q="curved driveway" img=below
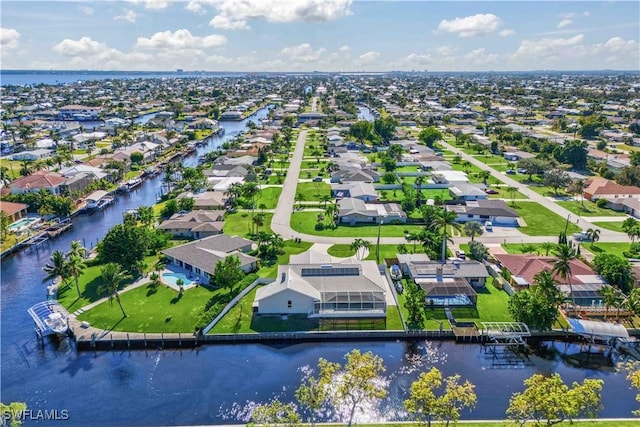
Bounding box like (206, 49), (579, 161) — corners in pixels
(270, 132), (630, 246)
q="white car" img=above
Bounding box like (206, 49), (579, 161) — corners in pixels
(484, 221), (493, 231)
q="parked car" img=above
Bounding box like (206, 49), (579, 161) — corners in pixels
(455, 250), (466, 260)
(485, 189), (499, 194)
(484, 221), (493, 231)
(394, 281), (404, 294)
(572, 232), (591, 241)
(312, 176), (323, 182)
(506, 169), (516, 175)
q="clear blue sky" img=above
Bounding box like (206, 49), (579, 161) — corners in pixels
(1, 1), (638, 71)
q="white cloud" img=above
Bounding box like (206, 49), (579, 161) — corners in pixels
(115, 10), (138, 23)
(583, 11), (590, 17)
(205, 54), (234, 65)
(437, 13), (502, 38)
(209, 15), (250, 30)
(185, 1), (206, 15)
(78, 6), (94, 15)
(129, 0), (171, 9)
(405, 53), (432, 64)
(557, 19), (573, 29)
(211, 0), (352, 23)
(514, 34), (584, 59)
(53, 36), (108, 56)
(280, 43), (327, 62)
(0, 28), (20, 49)
(436, 46), (457, 56)
(339, 45), (350, 52)
(499, 29), (515, 37)
(464, 48), (499, 66)
(357, 51), (380, 63)
(136, 29), (227, 49)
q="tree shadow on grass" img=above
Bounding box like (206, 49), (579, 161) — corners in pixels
(170, 293), (183, 305)
(146, 282), (159, 296)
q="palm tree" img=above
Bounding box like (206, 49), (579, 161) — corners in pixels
(350, 238), (370, 260)
(540, 241), (555, 256)
(477, 170), (491, 185)
(600, 285), (622, 320)
(320, 194), (333, 208)
(324, 203), (337, 227)
(252, 212), (265, 233)
(62, 254), (84, 300)
(573, 179), (586, 207)
(520, 243), (539, 255)
(506, 186), (517, 206)
(586, 228), (600, 247)
(223, 182), (243, 209)
(99, 263), (129, 317)
(432, 208), (461, 261)
(461, 160), (471, 174)
(552, 243), (578, 316)
(69, 240), (87, 259)
(622, 218), (640, 243)
(463, 221), (483, 242)
(405, 231), (421, 253)
(42, 250), (70, 288)
(242, 182), (260, 233)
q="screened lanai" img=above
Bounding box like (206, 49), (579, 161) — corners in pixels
(415, 277), (478, 306)
(310, 290), (386, 317)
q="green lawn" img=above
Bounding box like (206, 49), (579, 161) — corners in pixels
(295, 182), (331, 201)
(291, 211), (425, 237)
(502, 242), (558, 255)
(77, 284), (217, 333)
(585, 242), (633, 259)
(592, 221), (626, 233)
(253, 187), (282, 209)
(258, 239), (313, 279)
(557, 200), (626, 217)
(327, 244), (356, 257)
(378, 188), (450, 203)
(514, 202), (581, 236)
(457, 278), (513, 324)
(300, 160), (327, 169)
(486, 187), (527, 200)
(224, 212), (274, 236)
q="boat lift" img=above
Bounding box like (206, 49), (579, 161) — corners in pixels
(27, 301), (71, 341)
(479, 322), (531, 356)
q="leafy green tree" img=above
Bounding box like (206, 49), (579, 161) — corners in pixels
(553, 140), (588, 169)
(477, 170), (491, 185)
(349, 120), (373, 143)
(137, 205), (155, 228)
(508, 270), (565, 331)
(404, 367), (477, 427)
(161, 198), (179, 218)
(99, 262), (130, 317)
(130, 151), (144, 164)
(463, 221), (483, 242)
(506, 373), (603, 425)
(212, 255), (244, 292)
(418, 127), (442, 148)
(295, 362), (333, 427)
(1, 401), (27, 427)
(0, 211), (10, 240)
(324, 349), (387, 427)
(544, 168), (571, 195)
(97, 223), (147, 273)
(250, 399), (300, 427)
(404, 280), (426, 329)
(468, 241), (489, 261)
(374, 116), (398, 144)
(622, 218), (640, 243)
(592, 253), (634, 293)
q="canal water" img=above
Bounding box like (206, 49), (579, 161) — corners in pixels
(1, 106), (637, 425)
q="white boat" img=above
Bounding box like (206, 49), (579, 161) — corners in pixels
(118, 177), (143, 192)
(390, 264), (402, 280)
(85, 190), (111, 210)
(28, 301), (69, 337)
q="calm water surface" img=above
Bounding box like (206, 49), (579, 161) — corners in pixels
(0, 103), (637, 425)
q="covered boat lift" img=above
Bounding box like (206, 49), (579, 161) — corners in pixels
(27, 301), (70, 339)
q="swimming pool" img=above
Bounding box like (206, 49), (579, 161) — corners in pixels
(162, 272), (195, 289)
(8, 217), (41, 233)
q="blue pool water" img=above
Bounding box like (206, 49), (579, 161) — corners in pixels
(8, 217), (40, 232)
(162, 272), (194, 288)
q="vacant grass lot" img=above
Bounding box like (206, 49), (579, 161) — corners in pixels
(557, 200), (626, 217)
(224, 212), (274, 236)
(592, 221), (626, 233)
(252, 186), (282, 209)
(514, 202), (581, 236)
(296, 182), (331, 201)
(77, 283), (216, 333)
(502, 242), (558, 255)
(291, 211), (425, 237)
(586, 242), (633, 259)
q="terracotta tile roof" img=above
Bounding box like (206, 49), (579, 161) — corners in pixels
(0, 201), (28, 216)
(585, 177), (640, 196)
(11, 171), (66, 189)
(493, 254), (596, 286)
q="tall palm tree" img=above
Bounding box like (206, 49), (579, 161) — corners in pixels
(252, 212), (265, 233)
(69, 240), (87, 259)
(415, 175), (425, 207)
(552, 243), (578, 316)
(463, 221), (483, 242)
(622, 218), (639, 243)
(540, 241), (555, 256)
(350, 238), (370, 260)
(242, 182), (260, 234)
(99, 263), (129, 317)
(600, 285), (621, 320)
(586, 228), (600, 248)
(42, 250), (70, 288)
(477, 170), (491, 186)
(433, 208), (461, 261)
(66, 254), (86, 299)
(573, 179), (586, 207)
(324, 203), (337, 227)
(223, 182), (242, 209)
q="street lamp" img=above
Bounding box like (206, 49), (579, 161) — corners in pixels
(376, 218), (383, 264)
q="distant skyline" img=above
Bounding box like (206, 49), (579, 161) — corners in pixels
(1, 1), (639, 72)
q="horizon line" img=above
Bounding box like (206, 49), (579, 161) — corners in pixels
(2, 69), (640, 74)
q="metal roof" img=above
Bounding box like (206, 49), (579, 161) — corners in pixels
(568, 318), (629, 339)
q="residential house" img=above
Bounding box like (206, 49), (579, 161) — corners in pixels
(253, 259), (387, 319)
(431, 171), (469, 185)
(583, 177), (640, 202)
(445, 199), (519, 225)
(11, 149), (52, 161)
(58, 105), (101, 120)
(449, 183), (488, 201)
(185, 191), (227, 210)
(493, 254), (606, 306)
(330, 168), (380, 184)
(0, 201), (28, 222)
(332, 182), (378, 202)
(157, 210), (225, 239)
(503, 150), (535, 162)
(337, 197), (406, 225)
(9, 171), (66, 195)
(161, 235), (257, 284)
